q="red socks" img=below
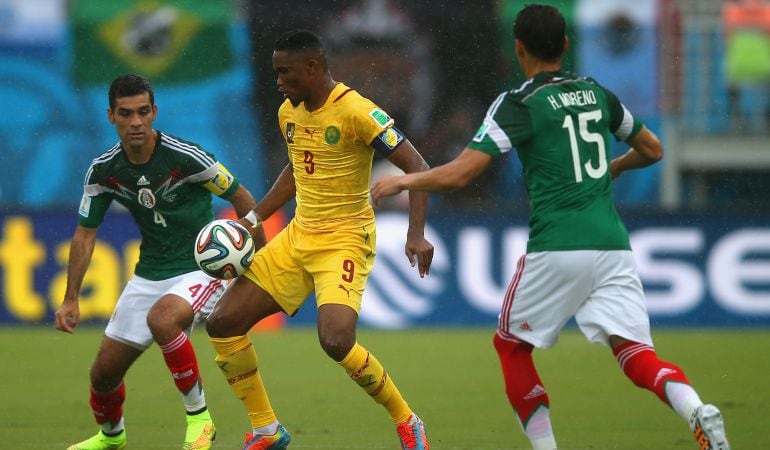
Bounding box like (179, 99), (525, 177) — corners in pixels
(493, 332), (550, 426)
(90, 382), (125, 428)
(613, 341), (690, 406)
(160, 332), (201, 395)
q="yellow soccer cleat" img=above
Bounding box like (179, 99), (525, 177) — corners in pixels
(183, 409), (216, 450)
(67, 430), (126, 450)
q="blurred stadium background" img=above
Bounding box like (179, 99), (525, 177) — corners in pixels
(1, 0), (767, 329)
(0, 0), (768, 448)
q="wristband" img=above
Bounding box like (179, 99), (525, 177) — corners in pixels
(244, 210), (262, 229)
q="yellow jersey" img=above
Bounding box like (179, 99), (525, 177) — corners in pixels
(278, 82), (394, 232)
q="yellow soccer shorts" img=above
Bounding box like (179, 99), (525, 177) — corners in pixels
(244, 219), (376, 315)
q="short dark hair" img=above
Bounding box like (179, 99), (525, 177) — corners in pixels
(273, 29), (325, 53)
(108, 74), (154, 109)
(513, 4), (566, 61)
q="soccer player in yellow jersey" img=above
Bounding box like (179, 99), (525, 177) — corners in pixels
(205, 30), (435, 450)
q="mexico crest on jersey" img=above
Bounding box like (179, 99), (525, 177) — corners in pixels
(286, 122), (295, 144)
(138, 188), (156, 208)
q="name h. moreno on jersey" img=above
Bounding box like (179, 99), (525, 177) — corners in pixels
(546, 90), (597, 110)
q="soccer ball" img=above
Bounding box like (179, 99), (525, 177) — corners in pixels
(194, 219), (255, 279)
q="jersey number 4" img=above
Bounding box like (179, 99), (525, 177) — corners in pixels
(562, 110), (607, 183)
(154, 210), (168, 228)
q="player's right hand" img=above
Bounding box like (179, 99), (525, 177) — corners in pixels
(370, 175), (405, 207)
(54, 300), (80, 333)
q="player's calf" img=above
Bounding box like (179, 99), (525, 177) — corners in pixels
(613, 341), (691, 406)
(493, 332), (556, 450)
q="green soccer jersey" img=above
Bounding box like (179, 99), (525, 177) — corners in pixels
(468, 70), (643, 252)
(78, 131), (240, 280)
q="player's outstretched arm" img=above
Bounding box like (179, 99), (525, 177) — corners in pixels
(371, 147), (493, 203)
(385, 141), (434, 277)
(54, 225), (98, 333)
(610, 126), (663, 179)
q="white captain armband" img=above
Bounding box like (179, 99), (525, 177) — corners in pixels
(244, 210), (262, 229)
(372, 127), (405, 158)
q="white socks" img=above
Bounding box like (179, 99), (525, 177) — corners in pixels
(665, 381), (704, 421)
(523, 406), (557, 450)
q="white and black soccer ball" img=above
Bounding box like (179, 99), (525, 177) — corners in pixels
(194, 219), (255, 279)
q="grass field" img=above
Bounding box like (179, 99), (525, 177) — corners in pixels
(0, 326), (766, 449)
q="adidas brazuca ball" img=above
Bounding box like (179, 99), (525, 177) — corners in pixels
(194, 219), (255, 279)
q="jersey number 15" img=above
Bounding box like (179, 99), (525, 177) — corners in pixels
(562, 110), (607, 183)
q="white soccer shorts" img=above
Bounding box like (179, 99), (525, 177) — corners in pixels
(497, 250), (653, 349)
(105, 271), (227, 350)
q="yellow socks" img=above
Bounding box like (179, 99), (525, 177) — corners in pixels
(339, 342), (412, 424)
(210, 335), (276, 428)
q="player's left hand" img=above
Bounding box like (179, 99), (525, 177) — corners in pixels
(405, 235), (434, 278)
(54, 299), (80, 333)
(370, 176), (404, 207)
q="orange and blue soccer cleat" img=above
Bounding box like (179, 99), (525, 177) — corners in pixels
(67, 430), (126, 450)
(241, 424), (291, 450)
(183, 409), (216, 450)
(690, 404), (730, 450)
(396, 414), (430, 450)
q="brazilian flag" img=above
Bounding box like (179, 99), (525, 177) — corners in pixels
(72, 0), (233, 84)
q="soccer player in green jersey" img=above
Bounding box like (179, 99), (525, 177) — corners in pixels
(204, 30), (434, 450)
(54, 74), (259, 450)
(371, 5), (730, 450)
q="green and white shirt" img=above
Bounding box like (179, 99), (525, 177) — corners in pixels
(78, 131), (240, 280)
(469, 70), (643, 252)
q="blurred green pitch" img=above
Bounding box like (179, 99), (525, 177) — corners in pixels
(1, 326), (766, 449)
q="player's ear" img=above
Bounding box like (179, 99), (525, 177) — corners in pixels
(515, 39), (525, 59)
(563, 36), (569, 54)
(107, 107), (116, 124)
(306, 58), (319, 76)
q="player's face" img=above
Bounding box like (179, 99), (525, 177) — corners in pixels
(108, 93), (157, 151)
(272, 50), (313, 106)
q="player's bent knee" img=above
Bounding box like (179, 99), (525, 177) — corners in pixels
(89, 364), (124, 391)
(205, 308), (250, 338)
(146, 296), (193, 335)
(319, 334), (355, 361)
(205, 313), (230, 338)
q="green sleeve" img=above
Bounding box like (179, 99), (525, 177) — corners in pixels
(77, 194), (112, 228)
(467, 92), (532, 156)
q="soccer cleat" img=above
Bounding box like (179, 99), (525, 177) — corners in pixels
(396, 414), (430, 450)
(183, 409), (217, 450)
(67, 430), (126, 450)
(690, 404), (730, 450)
(242, 424), (291, 450)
